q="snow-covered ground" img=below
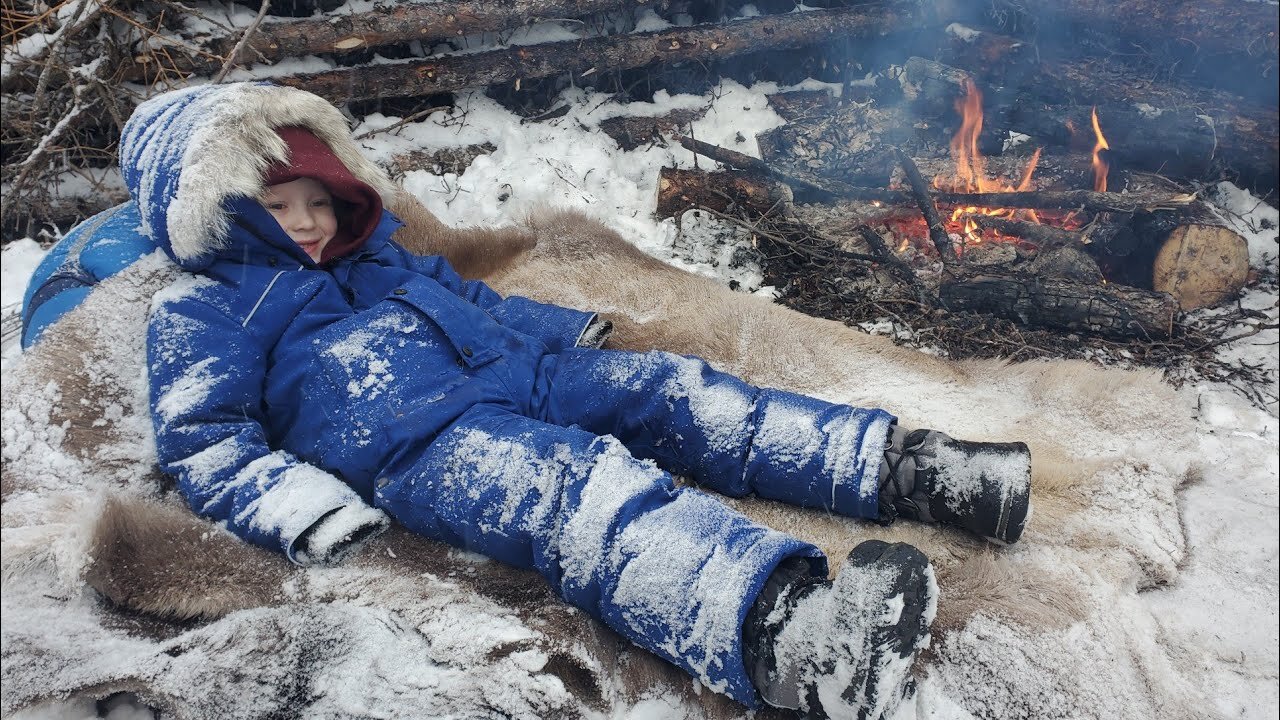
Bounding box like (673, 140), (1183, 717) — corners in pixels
(2, 81), (1277, 719)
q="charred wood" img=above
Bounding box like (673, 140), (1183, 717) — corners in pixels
(964, 214), (1126, 253)
(938, 271), (1177, 339)
(895, 148), (956, 262)
(277, 5), (921, 103)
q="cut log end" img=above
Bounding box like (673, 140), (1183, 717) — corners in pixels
(1152, 224), (1250, 310)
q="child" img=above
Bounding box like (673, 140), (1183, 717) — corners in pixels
(95, 83), (1030, 719)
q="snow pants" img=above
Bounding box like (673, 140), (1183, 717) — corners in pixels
(372, 348), (895, 705)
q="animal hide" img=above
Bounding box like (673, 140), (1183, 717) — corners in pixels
(1, 191), (1212, 719)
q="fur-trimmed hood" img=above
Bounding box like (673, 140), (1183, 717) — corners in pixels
(118, 82), (396, 270)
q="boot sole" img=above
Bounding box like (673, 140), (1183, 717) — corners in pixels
(810, 540), (936, 720)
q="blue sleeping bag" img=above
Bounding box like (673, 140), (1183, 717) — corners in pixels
(20, 201), (157, 349)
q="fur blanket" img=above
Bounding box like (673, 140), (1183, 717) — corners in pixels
(1, 194), (1212, 719)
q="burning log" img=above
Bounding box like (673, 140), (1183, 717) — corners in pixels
(895, 148), (957, 262)
(964, 214), (1125, 252)
(655, 167), (792, 220)
(678, 136), (1193, 213)
(901, 57), (1220, 179)
(277, 5), (920, 103)
(938, 271), (1178, 339)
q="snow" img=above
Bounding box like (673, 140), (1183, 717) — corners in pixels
(2, 76), (1278, 720)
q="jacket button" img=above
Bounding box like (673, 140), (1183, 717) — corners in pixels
(393, 288), (407, 295)
(376, 476), (389, 488)
(461, 346), (474, 357)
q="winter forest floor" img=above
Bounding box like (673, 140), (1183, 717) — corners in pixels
(2, 79), (1278, 719)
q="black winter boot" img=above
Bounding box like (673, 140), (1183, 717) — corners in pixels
(744, 541), (937, 720)
(878, 425), (1032, 544)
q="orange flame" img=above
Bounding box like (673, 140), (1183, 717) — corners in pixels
(1090, 107), (1110, 192)
(933, 80), (1045, 246)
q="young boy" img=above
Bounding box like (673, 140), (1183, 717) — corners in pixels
(58, 83), (1032, 719)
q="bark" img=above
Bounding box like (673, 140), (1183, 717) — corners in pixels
(120, 0), (642, 81)
(998, 54), (1278, 195)
(938, 271), (1178, 339)
(655, 167), (792, 220)
(600, 109), (705, 151)
(276, 4), (922, 102)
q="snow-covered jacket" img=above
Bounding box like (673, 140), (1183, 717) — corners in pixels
(46, 83), (598, 564)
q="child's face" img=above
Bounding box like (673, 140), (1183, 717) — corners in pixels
(260, 177), (338, 262)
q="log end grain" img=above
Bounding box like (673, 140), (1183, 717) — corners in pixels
(1152, 224), (1250, 310)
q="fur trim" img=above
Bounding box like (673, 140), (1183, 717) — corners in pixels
(156, 84), (395, 263)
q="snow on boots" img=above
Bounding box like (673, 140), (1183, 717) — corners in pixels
(878, 426), (1033, 544)
(744, 540), (937, 719)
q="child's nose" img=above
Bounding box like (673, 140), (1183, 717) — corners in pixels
(292, 209), (318, 230)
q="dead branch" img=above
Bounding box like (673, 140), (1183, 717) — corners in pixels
(212, 0), (271, 84)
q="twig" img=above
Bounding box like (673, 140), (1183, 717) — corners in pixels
(213, 0), (271, 84)
(30, 0), (95, 118)
(354, 106), (452, 141)
(894, 147), (956, 263)
(1190, 322), (1280, 353)
(11, 95), (92, 194)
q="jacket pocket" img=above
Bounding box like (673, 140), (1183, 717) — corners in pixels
(385, 280), (502, 369)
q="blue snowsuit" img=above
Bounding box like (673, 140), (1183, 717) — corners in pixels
(22, 83), (896, 706)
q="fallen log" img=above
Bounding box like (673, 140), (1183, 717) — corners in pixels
(939, 270), (1177, 338)
(655, 167), (791, 220)
(1152, 224), (1250, 311)
(277, 4), (921, 103)
(121, 0), (641, 82)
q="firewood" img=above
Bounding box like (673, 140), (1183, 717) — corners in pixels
(600, 109), (705, 151)
(1152, 225), (1250, 310)
(655, 167), (792, 220)
(895, 148), (957, 262)
(277, 4), (921, 103)
(997, 55), (1278, 194)
(965, 214), (1126, 253)
(678, 138), (1195, 214)
(939, 271), (1178, 339)
(901, 57), (1219, 179)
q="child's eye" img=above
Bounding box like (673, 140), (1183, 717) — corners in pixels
(264, 202), (287, 211)
(310, 198), (331, 208)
